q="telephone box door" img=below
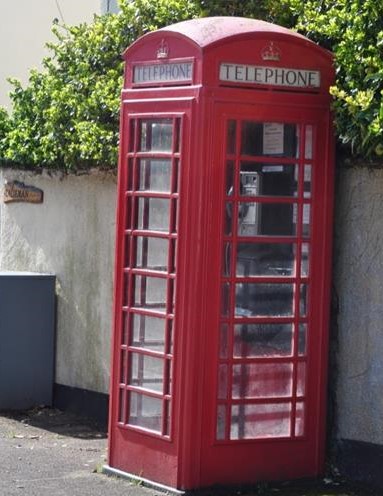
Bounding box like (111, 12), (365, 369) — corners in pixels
(200, 101), (333, 486)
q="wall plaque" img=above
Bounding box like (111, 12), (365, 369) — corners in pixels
(4, 181), (44, 204)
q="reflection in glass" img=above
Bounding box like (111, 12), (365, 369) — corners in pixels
(130, 353), (164, 392)
(241, 122), (298, 157)
(128, 391), (162, 433)
(302, 204), (311, 237)
(140, 119), (173, 152)
(218, 364), (228, 399)
(216, 405), (226, 440)
(238, 203), (296, 236)
(221, 283), (231, 317)
(240, 163), (298, 197)
(223, 242), (231, 277)
(237, 242), (295, 277)
(234, 324), (293, 357)
(133, 275), (167, 312)
(225, 202), (233, 236)
(135, 236), (168, 271)
(138, 159), (172, 192)
(297, 362), (306, 397)
(231, 403), (291, 439)
(304, 164), (312, 197)
(298, 323), (307, 356)
(235, 283), (294, 317)
(220, 324), (229, 358)
(295, 401), (305, 436)
(232, 363), (293, 398)
(305, 125), (313, 159)
(301, 243), (309, 276)
(226, 161), (234, 195)
(131, 314), (166, 351)
(137, 197), (170, 232)
(300, 284), (308, 316)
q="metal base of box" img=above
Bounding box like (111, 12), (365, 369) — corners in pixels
(102, 465), (185, 495)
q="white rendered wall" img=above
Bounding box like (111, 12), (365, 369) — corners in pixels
(333, 166), (383, 445)
(0, 169), (117, 394)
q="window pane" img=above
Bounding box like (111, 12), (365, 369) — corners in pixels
(128, 392), (162, 433)
(216, 405), (227, 440)
(140, 119), (173, 152)
(133, 275), (167, 312)
(297, 362), (306, 397)
(238, 203), (296, 236)
(295, 401), (305, 436)
(298, 323), (307, 356)
(301, 243), (309, 276)
(221, 282), (231, 317)
(218, 364), (229, 399)
(226, 161), (234, 195)
(305, 125), (313, 159)
(130, 353), (164, 393)
(235, 283), (294, 317)
(234, 324), (293, 357)
(138, 159), (172, 192)
(131, 314), (166, 352)
(137, 197), (170, 232)
(135, 236), (169, 271)
(231, 403), (291, 439)
(232, 363), (293, 399)
(304, 164), (312, 197)
(240, 163), (298, 197)
(237, 242), (295, 277)
(227, 120), (236, 154)
(241, 122), (298, 158)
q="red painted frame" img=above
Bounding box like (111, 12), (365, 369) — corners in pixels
(108, 17), (335, 491)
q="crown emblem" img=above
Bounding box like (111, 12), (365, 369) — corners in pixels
(157, 39), (169, 59)
(261, 42), (281, 62)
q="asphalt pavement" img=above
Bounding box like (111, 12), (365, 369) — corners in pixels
(0, 407), (159, 496)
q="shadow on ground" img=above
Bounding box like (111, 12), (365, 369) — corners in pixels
(0, 406), (107, 440)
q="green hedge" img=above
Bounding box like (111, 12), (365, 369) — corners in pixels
(0, 0), (382, 170)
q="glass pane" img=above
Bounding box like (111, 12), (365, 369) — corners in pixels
(128, 392), (162, 433)
(231, 403), (291, 439)
(234, 324), (293, 357)
(226, 161), (234, 195)
(298, 323), (307, 356)
(223, 242), (232, 277)
(133, 275), (167, 312)
(238, 203), (296, 236)
(135, 236), (168, 271)
(225, 202), (233, 236)
(218, 364), (228, 399)
(241, 122), (298, 157)
(302, 204), (311, 237)
(301, 243), (309, 276)
(216, 405), (227, 440)
(240, 163), (298, 197)
(221, 282), (231, 317)
(118, 388), (126, 423)
(138, 159), (172, 192)
(227, 120), (236, 154)
(130, 353), (164, 392)
(120, 349), (127, 384)
(297, 362), (306, 397)
(300, 284), (308, 317)
(220, 324), (229, 358)
(164, 400), (171, 436)
(232, 363), (293, 398)
(131, 314), (166, 352)
(235, 283), (294, 317)
(295, 401), (305, 436)
(137, 197), (170, 232)
(237, 242), (295, 277)
(305, 125), (313, 159)
(304, 164), (312, 197)
(140, 119), (173, 152)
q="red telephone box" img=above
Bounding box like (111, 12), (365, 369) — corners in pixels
(106, 17), (335, 491)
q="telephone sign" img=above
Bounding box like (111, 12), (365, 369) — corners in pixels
(107, 16), (335, 491)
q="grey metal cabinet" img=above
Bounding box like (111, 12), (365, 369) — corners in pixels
(0, 272), (56, 410)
